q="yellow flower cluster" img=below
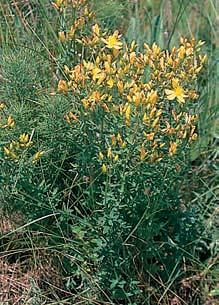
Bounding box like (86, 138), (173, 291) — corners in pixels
(0, 103), (14, 128)
(0, 104), (15, 129)
(56, 3), (206, 171)
(0, 102), (44, 164)
(98, 133), (127, 173)
(3, 133), (33, 161)
(52, 0), (86, 11)
(54, 0), (94, 43)
(2, 133), (44, 163)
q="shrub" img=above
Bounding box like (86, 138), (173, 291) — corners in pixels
(0, 0), (207, 303)
(53, 0), (206, 302)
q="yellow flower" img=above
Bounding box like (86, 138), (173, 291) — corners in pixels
(199, 54), (207, 64)
(107, 78), (114, 88)
(92, 24), (100, 36)
(129, 52), (136, 64)
(152, 43), (160, 56)
(169, 141), (177, 156)
(140, 146), (147, 161)
(68, 26), (76, 39)
(178, 46), (186, 60)
(99, 152), (104, 160)
(130, 40), (136, 52)
(125, 104), (131, 121)
(151, 117), (160, 128)
(159, 57), (165, 70)
(1, 116), (15, 129)
(56, 0), (65, 6)
(111, 134), (116, 146)
(143, 113), (149, 124)
(114, 154), (119, 162)
(149, 107), (157, 118)
(104, 61), (111, 74)
(133, 92), (141, 107)
(52, 0), (67, 9)
(92, 67), (102, 80)
(19, 133), (29, 144)
(67, 112), (78, 122)
(97, 72), (106, 85)
(7, 116), (15, 128)
(188, 90), (199, 100)
(33, 151), (44, 163)
(102, 31), (123, 49)
(90, 91), (101, 102)
(101, 164), (107, 173)
(144, 132), (155, 141)
(0, 103), (5, 110)
(82, 99), (89, 109)
(58, 80), (68, 93)
(156, 109), (162, 117)
(3, 146), (17, 160)
(102, 103), (110, 112)
(121, 142), (126, 149)
(117, 133), (123, 145)
(83, 60), (94, 71)
(165, 79), (187, 104)
(107, 147), (113, 158)
(3, 147), (10, 156)
(163, 121), (175, 135)
(190, 133), (198, 141)
(92, 67), (106, 84)
(167, 56), (173, 66)
(148, 90), (158, 104)
(58, 31), (66, 42)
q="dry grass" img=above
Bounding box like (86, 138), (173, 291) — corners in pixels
(0, 214), (66, 305)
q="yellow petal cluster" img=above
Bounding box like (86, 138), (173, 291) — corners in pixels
(2, 133), (33, 162)
(55, 1), (206, 171)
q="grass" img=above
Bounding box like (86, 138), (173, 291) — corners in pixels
(0, 1), (218, 304)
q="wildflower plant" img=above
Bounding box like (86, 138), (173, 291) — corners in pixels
(0, 0), (208, 303)
(53, 0), (207, 302)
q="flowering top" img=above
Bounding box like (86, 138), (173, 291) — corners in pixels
(55, 1), (206, 167)
(165, 79), (187, 104)
(102, 31), (123, 49)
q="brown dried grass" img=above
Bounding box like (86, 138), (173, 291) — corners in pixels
(0, 213), (65, 304)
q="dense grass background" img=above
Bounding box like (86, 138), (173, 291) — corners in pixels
(0, 1), (218, 304)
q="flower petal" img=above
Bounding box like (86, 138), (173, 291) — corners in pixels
(177, 96), (185, 104)
(165, 89), (174, 95)
(165, 90), (176, 100)
(167, 94), (176, 100)
(172, 78), (179, 89)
